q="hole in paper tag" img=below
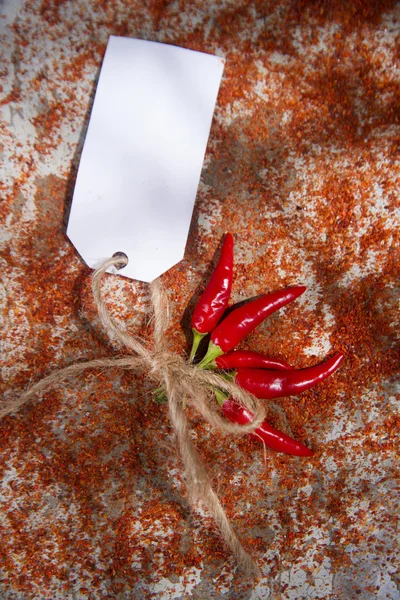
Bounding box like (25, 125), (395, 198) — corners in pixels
(112, 251), (128, 270)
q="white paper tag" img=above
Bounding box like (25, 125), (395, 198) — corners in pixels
(67, 36), (224, 282)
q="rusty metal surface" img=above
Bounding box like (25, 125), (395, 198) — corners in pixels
(1, 1), (399, 598)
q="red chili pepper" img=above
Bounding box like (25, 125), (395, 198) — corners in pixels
(199, 286), (306, 366)
(215, 350), (293, 371)
(235, 352), (344, 399)
(190, 233), (234, 360)
(221, 398), (313, 457)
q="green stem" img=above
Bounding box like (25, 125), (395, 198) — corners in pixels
(197, 340), (224, 369)
(153, 386), (168, 404)
(214, 387), (229, 407)
(189, 328), (206, 362)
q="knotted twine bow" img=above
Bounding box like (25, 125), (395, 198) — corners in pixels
(2, 255), (268, 577)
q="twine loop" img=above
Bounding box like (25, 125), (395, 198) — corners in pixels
(2, 255), (268, 577)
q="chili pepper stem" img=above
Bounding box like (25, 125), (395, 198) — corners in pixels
(153, 386), (168, 404)
(214, 387), (229, 407)
(189, 328), (206, 362)
(197, 341), (224, 369)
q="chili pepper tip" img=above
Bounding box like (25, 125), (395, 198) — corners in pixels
(222, 399), (314, 457)
(215, 350), (294, 371)
(234, 351), (345, 400)
(190, 233), (234, 336)
(210, 285), (307, 355)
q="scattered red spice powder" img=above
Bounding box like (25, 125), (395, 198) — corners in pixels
(1, 0), (399, 597)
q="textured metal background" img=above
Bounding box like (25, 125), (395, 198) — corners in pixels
(1, 1), (399, 598)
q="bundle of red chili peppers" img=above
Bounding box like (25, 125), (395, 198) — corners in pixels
(190, 233), (344, 457)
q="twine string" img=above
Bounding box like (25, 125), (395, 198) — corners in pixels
(2, 255), (268, 577)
